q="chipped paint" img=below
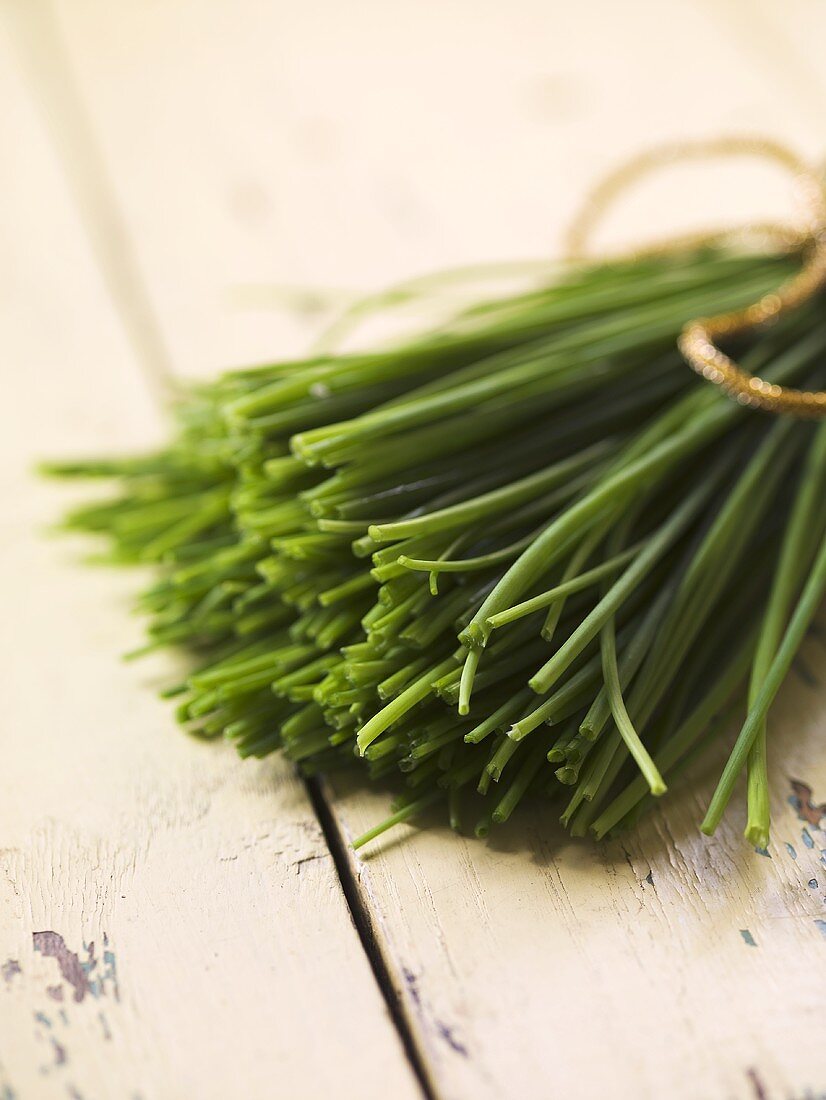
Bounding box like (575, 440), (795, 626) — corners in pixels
(401, 967), (422, 1009)
(50, 1037), (67, 1067)
(99, 1012), (112, 1042)
(802, 828), (815, 850)
(754, 846), (770, 858)
(402, 966), (468, 1060)
(789, 780), (826, 829)
(814, 920), (826, 941)
(809, 878), (819, 889)
(740, 929), (757, 947)
(1, 960), (21, 985)
(786, 843), (798, 860)
(100, 947), (120, 1003)
(81, 940), (98, 995)
(32, 933), (90, 1004)
(436, 1020), (469, 1058)
(645, 870), (654, 885)
(32, 932), (119, 1004)
(746, 1066), (768, 1100)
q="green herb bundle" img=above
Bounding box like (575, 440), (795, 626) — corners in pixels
(47, 243), (826, 850)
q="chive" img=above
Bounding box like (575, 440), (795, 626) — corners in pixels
(484, 543), (641, 631)
(48, 242), (824, 854)
(744, 421), (826, 847)
(352, 791), (444, 850)
(702, 523), (826, 836)
(601, 616), (665, 796)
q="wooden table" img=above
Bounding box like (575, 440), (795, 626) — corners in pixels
(2, 3), (825, 1097)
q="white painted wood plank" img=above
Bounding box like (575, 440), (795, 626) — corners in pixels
(51, 0), (826, 377)
(41, 2), (826, 1097)
(325, 659), (826, 1100)
(0, 15), (420, 1100)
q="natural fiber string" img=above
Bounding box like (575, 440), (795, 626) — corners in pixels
(566, 137), (826, 418)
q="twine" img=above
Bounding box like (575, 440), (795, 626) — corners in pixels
(566, 137), (826, 418)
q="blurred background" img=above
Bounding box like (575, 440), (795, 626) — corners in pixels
(3, 0), (826, 393)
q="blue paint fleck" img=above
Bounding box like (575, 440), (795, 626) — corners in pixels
(754, 846), (770, 858)
(808, 878), (818, 889)
(436, 1020), (469, 1057)
(802, 828), (815, 850)
(402, 967), (421, 1008)
(740, 929), (757, 947)
(33, 1011), (51, 1029)
(81, 942), (94, 973)
(814, 919), (826, 940)
(645, 870), (654, 885)
(101, 949), (120, 1002)
(786, 842), (798, 859)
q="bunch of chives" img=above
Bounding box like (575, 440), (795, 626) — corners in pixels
(46, 243), (826, 851)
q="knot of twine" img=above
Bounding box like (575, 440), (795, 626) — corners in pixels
(566, 137), (826, 419)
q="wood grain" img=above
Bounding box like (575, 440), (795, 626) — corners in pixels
(0, 12), (420, 1099)
(324, 655), (826, 1099)
(6, 1), (826, 1097)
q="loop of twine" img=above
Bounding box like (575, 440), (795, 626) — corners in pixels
(566, 137), (826, 418)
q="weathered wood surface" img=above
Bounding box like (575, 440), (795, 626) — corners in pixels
(0, 12), (420, 1099)
(3, 1), (826, 1098)
(326, 674), (826, 1100)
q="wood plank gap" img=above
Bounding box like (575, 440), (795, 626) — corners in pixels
(305, 775), (438, 1100)
(4, 0), (176, 403)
